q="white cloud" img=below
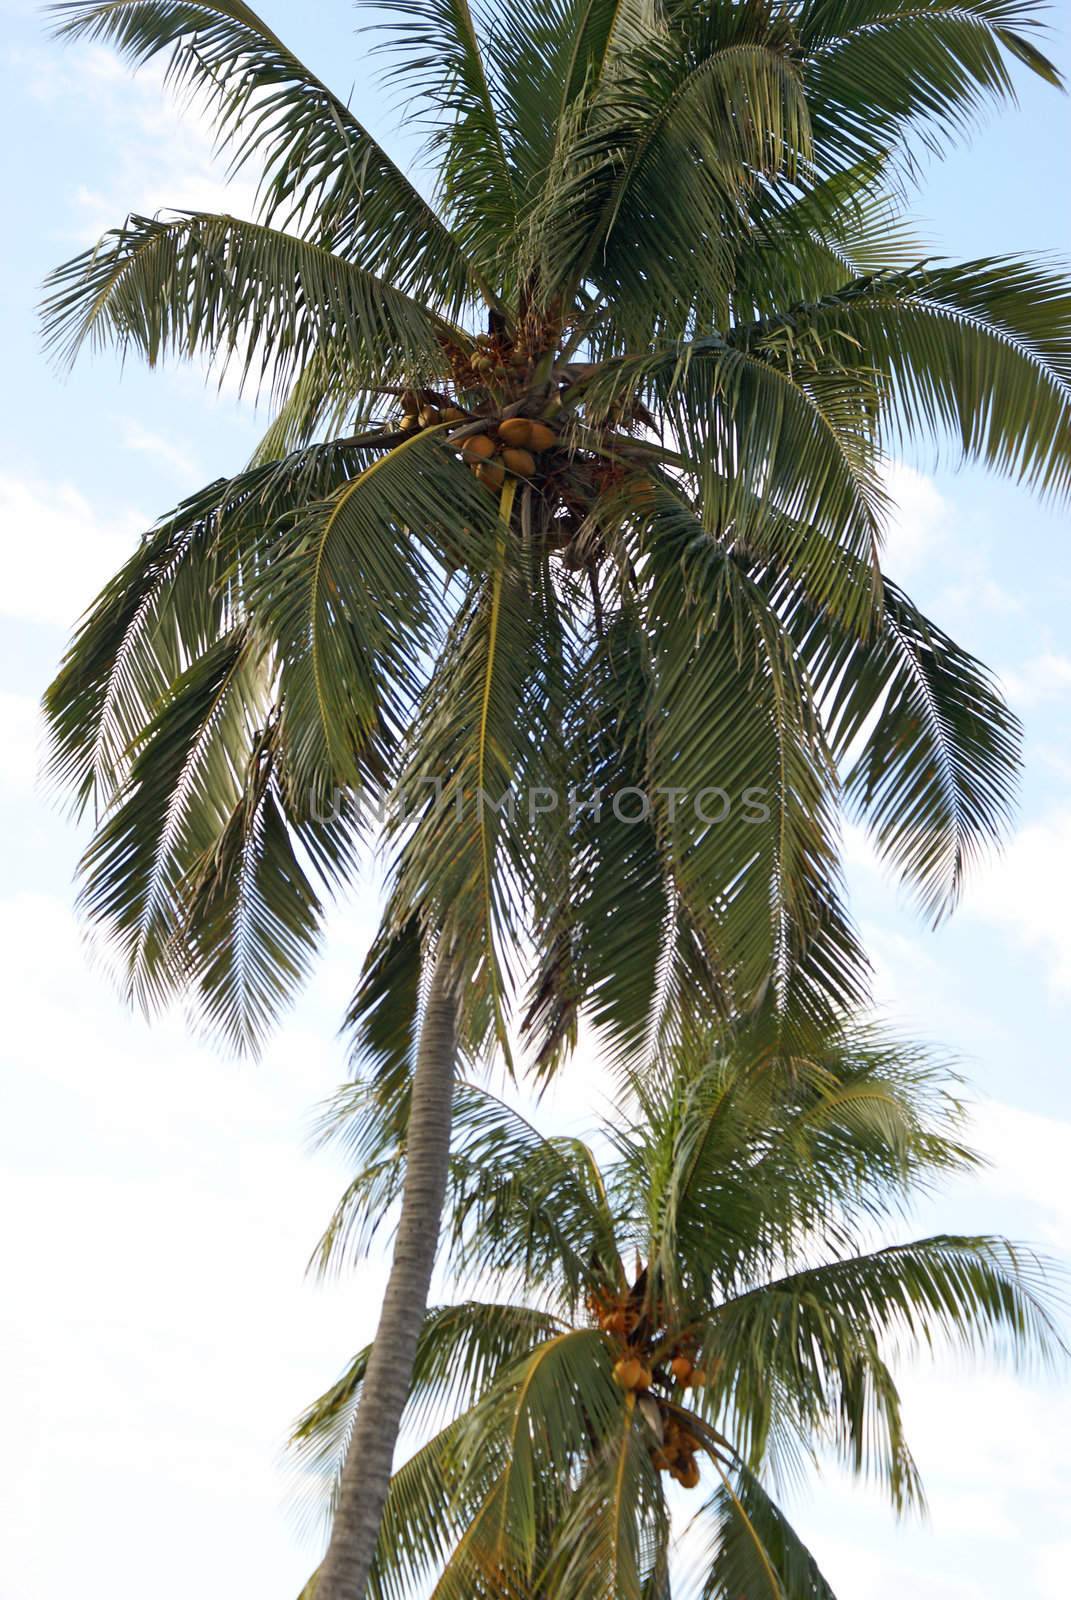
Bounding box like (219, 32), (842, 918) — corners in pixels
(971, 1098), (1071, 1245)
(22, 44), (260, 243)
(0, 886), (369, 1595)
(0, 473), (144, 629)
(120, 418), (201, 480)
(0, 691), (41, 789)
(963, 810), (1071, 996)
(880, 461), (949, 578)
(1000, 652), (1071, 709)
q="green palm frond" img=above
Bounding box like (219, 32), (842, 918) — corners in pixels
(251, 428), (494, 798)
(455, 1327), (622, 1574)
(799, 0), (1062, 169)
(707, 1234), (1060, 1504)
(539, 22), (812, 333)
(41, 211), (453, 399)
(643, 504), (869, 1028)
(805, 578), (1023, 922)
(385, 490), (556, 1054)
(373, 0), (520, 273)
(760, 258), (1071, 499)
(76, 629), (263, 1009)
(691, 1462), (840, 1600)
(49, 0), (477, 305)
(169, 711), (345, 1053)
(43, 437), (371, 814)
(586, 348), (885, 629)
(290, 1300), (563, 1528)
(341, 917), (426, 1113)
(539, 1401), (661, 1600)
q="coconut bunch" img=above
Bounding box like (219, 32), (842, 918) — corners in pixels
(456, 414), (560, 492)
(588, 1267), (722, 1491)
(650, 1414), (704, 1490)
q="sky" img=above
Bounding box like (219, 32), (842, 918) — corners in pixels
(1, 1), (1070, 1594)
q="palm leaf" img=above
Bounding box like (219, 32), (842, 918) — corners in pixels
(49, 0), (476, 305)
(41, 211), (453, 401)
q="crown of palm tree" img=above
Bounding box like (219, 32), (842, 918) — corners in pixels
(294, 1021), (1062, 1598)
(40, 0), (1070, 1070)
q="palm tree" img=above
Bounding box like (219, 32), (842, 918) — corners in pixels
(293, 1021), (1061, 1598)
(40, 3), (1071, 1592)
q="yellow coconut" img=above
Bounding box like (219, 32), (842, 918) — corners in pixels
(498, 417), (533, 448)
(476, 459), (505, 491)
(527, 421), (557, 453)
(418, 405), (441, 426)
(670, 1356), (694, 1385)
(399, 412), (419, 431)
(461, 434), (496, 464)
(442, 405), (467, 423)
(612, 1357), (640, 1389)
(502, 447), (537, 478)
(687, 1367), (707, 1389)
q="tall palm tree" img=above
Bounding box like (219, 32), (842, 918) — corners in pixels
(293, 1021), (1061, 1598)
(40, 3), (1071, 1592)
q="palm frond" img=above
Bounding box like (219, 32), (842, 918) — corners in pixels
(768, 258), (1071, 500)
(691, 1462), (840, 1600)
(253, 428), (497, 800)
(642, 503), (870, 1029)
(799, 0), (1062, 171)
(808, 578), (1023, 922)
(708, 1234), (1062, 1506)
(42, 437), (374, 814)
(49, 0), (476, 305)
(41, 211), (452, 403)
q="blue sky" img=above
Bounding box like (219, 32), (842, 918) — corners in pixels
(1, 1), (1070, 1594)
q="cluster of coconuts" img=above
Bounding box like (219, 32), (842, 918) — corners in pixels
(458, 415), (559, 492)
(454, 330), (537, 390)
(651, 1418), (702, 1489)
(398, 400), (468, 432)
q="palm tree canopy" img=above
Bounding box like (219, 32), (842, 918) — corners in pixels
(293, 1021), (1063, 1597)
(40, 0), (1070, 1062)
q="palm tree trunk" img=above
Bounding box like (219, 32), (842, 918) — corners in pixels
(314, 954), (460, 1600)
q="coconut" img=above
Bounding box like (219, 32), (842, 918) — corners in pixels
(476, 460), (505, 491)
(527, 421), (557, 453)
(442, 405), (467, 423)
(498, 417), (533, 448)
(677, 1459), (701, 1490)
(502, 447), (536, 478)
(687, 1367), (707, 1388)
(418, 405), (441, 426)
(400, 412), (419, 431)
(670, 1356), (694, 1384)
(461, 434), (496, 463)
(612, 1356), (651, 1391)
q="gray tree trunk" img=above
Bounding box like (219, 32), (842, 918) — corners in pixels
(313, 955), (460, 1600)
